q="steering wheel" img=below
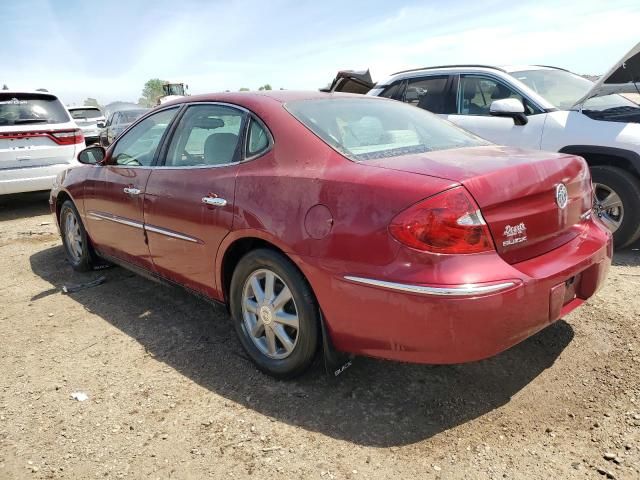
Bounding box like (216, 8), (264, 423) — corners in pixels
(116, 153), (141, 167)
(181, 149), (198, 165)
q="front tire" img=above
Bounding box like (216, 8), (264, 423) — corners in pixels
(591, 166), (640, 248)
(59, 200), (95, 272)
(230, 249), (319, 379)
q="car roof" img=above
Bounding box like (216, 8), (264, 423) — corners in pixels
(390, 64), (564, 76)
(68, 105), (101, 110)
(0, 90), (60, 98)
(163, 90), (370, 108)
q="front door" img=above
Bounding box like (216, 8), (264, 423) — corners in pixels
(445, 74), (547, 149)
(144, 103), (249, 296)
(84, 107), (179, 269)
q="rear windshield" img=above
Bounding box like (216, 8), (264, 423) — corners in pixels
(285, 97), (488, 161)
(70, 108), (102, 119)
(0, 93), (70, 126)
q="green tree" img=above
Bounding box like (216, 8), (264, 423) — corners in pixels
(84, 97), (100, 108)
(238, 87), (250, 91)
(2, 84), (8, 90)
(139, 78), (167, 107)
(258, 84), (272, 91)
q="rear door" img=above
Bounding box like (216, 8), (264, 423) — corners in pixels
(84, 107), (179, 269)
(143, 103), (254, 296)
(445, 74), (547, 148)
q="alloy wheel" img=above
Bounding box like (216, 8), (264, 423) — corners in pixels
(64, 210), (83, 262)
(241, 268), (300, 360)
(593, 182), (624, 233)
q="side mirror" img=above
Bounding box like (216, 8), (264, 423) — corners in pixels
(78, 145), (106, 165)
(490, 98), (528, 125)
(97, 122), (106, 129)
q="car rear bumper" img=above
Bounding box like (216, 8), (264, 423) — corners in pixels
(0, 164), (72, 195)
(296, 217), (612, 364)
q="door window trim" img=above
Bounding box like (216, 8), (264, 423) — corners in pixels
(153, 101), (274, 169)
(454, 73), (545, 116)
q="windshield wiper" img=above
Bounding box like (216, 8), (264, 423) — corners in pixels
(14, 118), (50, 124)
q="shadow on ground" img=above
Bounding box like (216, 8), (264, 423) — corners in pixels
(28, 245), (583, 447)
(0, 191), (51, 221)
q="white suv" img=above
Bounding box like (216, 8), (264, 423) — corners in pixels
(68, 106), (105, 145)
(328, 42), (640, 248)
(1, 91), (85, 195)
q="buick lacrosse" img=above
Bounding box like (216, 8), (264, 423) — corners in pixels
(50, 91), (612, 378)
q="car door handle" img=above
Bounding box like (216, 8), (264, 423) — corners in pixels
(123, 187), (141, 195)
(202, 196), (227, 207)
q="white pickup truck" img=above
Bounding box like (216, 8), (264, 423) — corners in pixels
(327, 42), (640, 248)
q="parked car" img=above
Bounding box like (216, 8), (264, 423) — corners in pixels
(99, 108), (149, 147)
(68, 106), (105, 145)
(0, 91), (84, 195)
(328, 42), (640, 248)
(50, 91), (612, 378)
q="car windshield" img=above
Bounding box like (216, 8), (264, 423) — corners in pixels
(0, 93), (70, 126)
(285, 97), (488, 161)
(70, 108), (102, 119)
(512, 69), (639, 111)
(164, 84), (185, 96)
(120, 109), (148, 123)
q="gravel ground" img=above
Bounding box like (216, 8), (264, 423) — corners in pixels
(0, 192), (639, 480)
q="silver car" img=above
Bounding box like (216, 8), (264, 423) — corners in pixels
(68, 106), (105, 145)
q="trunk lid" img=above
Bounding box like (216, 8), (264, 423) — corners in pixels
(573, 41), (640, 107)
(322, 69), (375, 94)
(367, 146), (593, 264)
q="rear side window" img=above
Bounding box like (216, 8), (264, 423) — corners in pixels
(404, 76), (450, 113)
(246, 118), (270, 156)
(70, 108), (102, 119)
(379, 82), (404, 100)
(0, 93), (70, 126)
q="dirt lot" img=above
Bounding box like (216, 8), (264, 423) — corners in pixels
(0, 192), (639, 480)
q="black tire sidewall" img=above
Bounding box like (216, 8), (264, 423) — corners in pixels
(230, 249), (319, 379)
(59, 201), (93, 272)
(591, 166), (640, 248)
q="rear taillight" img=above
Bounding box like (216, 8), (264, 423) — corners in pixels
(389, 186), (494, 254)
(50, 129), (84, 145)
(0, 129), (84, 145)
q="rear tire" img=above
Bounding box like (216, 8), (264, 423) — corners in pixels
(591, 166), (640, 249)
(230, 249), (319, 379)
(59, 200), (95, 272)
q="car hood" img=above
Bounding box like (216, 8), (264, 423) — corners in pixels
(322, 69), (375, 94)
(573, 41), (640, 107)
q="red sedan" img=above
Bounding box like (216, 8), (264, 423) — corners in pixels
(50, 91), (612, 378)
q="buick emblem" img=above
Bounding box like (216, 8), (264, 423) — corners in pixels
(555, 184), (568, 209)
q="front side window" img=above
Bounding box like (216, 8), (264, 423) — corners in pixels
(457, 75), (538, 115)
(404, 76), (451, 114)
(286, 98), (488, 162)
(165, 104), (245, 167)
(111, 108), (178, 167)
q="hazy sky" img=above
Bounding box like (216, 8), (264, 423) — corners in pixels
(2, 0), (639, 106)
